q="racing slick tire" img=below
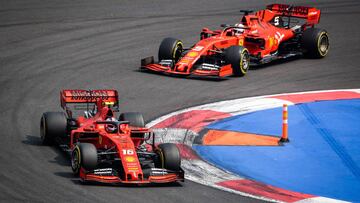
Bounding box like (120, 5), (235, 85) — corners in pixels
(301, 28), (329, 58)
(71, 143), (98, 175)
(158, 37), (183, 62)
(225, 46), (250, 77)
(157, 143), (181, 171)
(40, 112), (67, 145)
(119, 112), (145, 127)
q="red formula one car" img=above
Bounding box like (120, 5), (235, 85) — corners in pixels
(40, 89), (184, 184)
(141, 4), (329, 78)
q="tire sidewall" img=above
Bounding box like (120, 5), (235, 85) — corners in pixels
(302, 28), (329, 58)
(40, 115), (49, 144)
(119, 112), (145, 127)
(71, 145), (81, 175)
(225, 46), (250, 76)
(40, 112), (67, 145)
(71, 143), (97, 175)
(158, 37), (183, 62)
(157, 143), (181, 171)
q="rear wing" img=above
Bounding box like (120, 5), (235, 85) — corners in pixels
(60, 89), (119, 109)
(266, 4), (321, 25)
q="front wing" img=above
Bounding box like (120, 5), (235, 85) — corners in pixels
(79, 167), (185, 184)
(141, 56), (233, 78)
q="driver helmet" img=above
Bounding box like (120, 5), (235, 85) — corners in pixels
(105, 117), (117, 133)
(234, 23), (245, 35)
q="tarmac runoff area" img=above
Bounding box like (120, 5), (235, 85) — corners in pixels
(147, 89), (360, 203)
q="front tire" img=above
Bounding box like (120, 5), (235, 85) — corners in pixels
(301, 28), (329, 58)
(158, 37), (183, 62)
(40, 112), (67, 145)
(157, 143), (181, 171)
(225, 46), (250, 77)
(119, 112), (145, 127)
(71, 143), (98, 175)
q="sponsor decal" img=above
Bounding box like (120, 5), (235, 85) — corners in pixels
(275, 31), (285, 44)
(179, 59), (190, 64)
(93, 168), (113, 175)
(276, 5), (308, 15)
(268, 37), (274, 48)
(308, 11), (318, 16)
(291, 6), (309, 15)
(188, 52), (198, 57)
(239, 39), (244, 46)
(122, 149), (134, 155)
(103, 101), (115, 106)
(251, 30), (258, 34)
(150, 168), (169, 175)
(193, 46), (204, 51)
(181, 56), (193, 61)
(126, 162), (138, 167)
(70, 90), (109, 100)
(125, 156), (136, 162)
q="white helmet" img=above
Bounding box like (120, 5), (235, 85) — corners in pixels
(234, 23), (245, 35)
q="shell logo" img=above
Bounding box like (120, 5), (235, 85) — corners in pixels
(125, 156), (136, 162)
(188, 52), (198, 57)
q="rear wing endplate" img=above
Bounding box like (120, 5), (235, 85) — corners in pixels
(60, 89), (119, 109)
(266, 4), (321, 24)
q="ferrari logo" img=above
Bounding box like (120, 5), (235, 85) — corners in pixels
(239, 39), (244, 46)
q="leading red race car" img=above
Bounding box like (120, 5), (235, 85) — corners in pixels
(141, 4), (329, 78)
(40, 89), (184, 184)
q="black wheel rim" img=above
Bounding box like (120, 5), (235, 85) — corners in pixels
(241, 51), (250, 71)
(174, 44), (183, 62)
(71, 148), (80, 173)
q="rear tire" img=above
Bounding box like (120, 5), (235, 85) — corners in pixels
(40, 112), (67, 145)
(71, 143), (98, 175)
(157, 143), (181, 171)
(119, 112), (145, 127)
(301, 28), (329, 58)
(158, 37), (183, 62)
(225, 46), (250, 77)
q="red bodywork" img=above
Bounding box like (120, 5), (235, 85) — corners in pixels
(141, 4), (321, 77)
(60, 90), (184, 184)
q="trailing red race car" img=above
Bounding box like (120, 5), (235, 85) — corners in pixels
(40, 89), (184, 184)
(141, 4), (329, 78)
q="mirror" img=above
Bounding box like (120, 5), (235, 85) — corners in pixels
(220, 24), (230, 28)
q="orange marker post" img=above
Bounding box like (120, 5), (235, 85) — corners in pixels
(280, 104), (289, 143)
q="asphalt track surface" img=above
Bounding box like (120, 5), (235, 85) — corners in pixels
(0, 0), (359, 202)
